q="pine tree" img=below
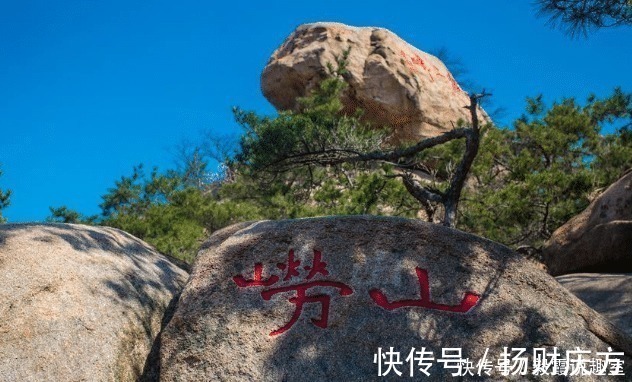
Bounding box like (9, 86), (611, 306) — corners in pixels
(460, 89), (632, 251)
(537, 0), (632, 36)
(0, 165), (11, 223)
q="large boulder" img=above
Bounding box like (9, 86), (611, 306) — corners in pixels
(543, 170), (632, 276)
(0, 223), (189, 381)
(557, 273), (632, 338)
(159, 216), (631, 381)
(261, 22), (489, 143)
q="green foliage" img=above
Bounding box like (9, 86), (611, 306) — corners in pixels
(47, 206), (97, 224)
(92, 159), (411, 262)
(594, 125), (632, 182)
(104, 188), (210, 263)
(231, 68), (631, 251)
(230, 65), (429, 222)
(0, 165), (10, 223)
(42, 158), (269, 262)
(233, 58), (489, 228)
(226, 63), (406, 216)
(234, 77), (385, 176)
(537, 0), (632, 36)
(95, 164), (262, 262)
(220, 163), (418, 221)
(458, 89), (632, 249)
(49, 68), (630, 264)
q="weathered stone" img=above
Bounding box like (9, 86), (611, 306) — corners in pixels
(543, 170), (632, 276)
(557, 273), (632, 338)
(159, 216), (631, 381)
(0, 223), (189, 381)
(261, 22), (489, 144)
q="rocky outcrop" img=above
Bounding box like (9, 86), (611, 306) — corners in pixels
(0, 223), (189, 381)
(557, 273), (632, 338)
(543, 171), (632, 276)
(261, 22), (489, 144)
(159, 216), (630, 381)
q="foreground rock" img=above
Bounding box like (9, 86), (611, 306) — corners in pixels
(557, 273), (632, 338)
(544, 170), (632, 276)
(261, 22), (489, 143)
(159, 216), (630, 381)
(0, 223), (189, 381)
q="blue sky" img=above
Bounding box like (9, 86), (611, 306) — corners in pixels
(1, 0), (631, 222)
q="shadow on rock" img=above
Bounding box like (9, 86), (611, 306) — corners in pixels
(156, 216), (632, 381)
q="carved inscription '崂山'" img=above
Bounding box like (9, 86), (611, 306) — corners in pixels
(233, 249), (481, 336)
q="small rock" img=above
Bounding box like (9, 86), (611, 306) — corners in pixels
(543, 171), (632, 276)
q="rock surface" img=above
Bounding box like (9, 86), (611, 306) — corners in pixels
(0, 223), (189, 381)
(261, 22), (489, 143)
(557, 273), (632, 338)
(159, 216), (631, 381)
(543, 170), (632, 276)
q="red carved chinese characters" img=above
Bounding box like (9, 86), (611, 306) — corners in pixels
(262, 281), (353, 336)
(369, 267), (480, 313)
(399, 50), (462, 92)
(233, 263), (279, 287)
(304, 250), (328, 279)
(235, 251), (481, 336)
(233, 249), (353, 336)
(277, 249), (301, 281)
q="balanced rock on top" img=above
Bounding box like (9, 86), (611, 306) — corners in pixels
(261, 22), (489, 143)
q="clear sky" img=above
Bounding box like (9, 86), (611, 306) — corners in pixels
(1, 0), (631, 222)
